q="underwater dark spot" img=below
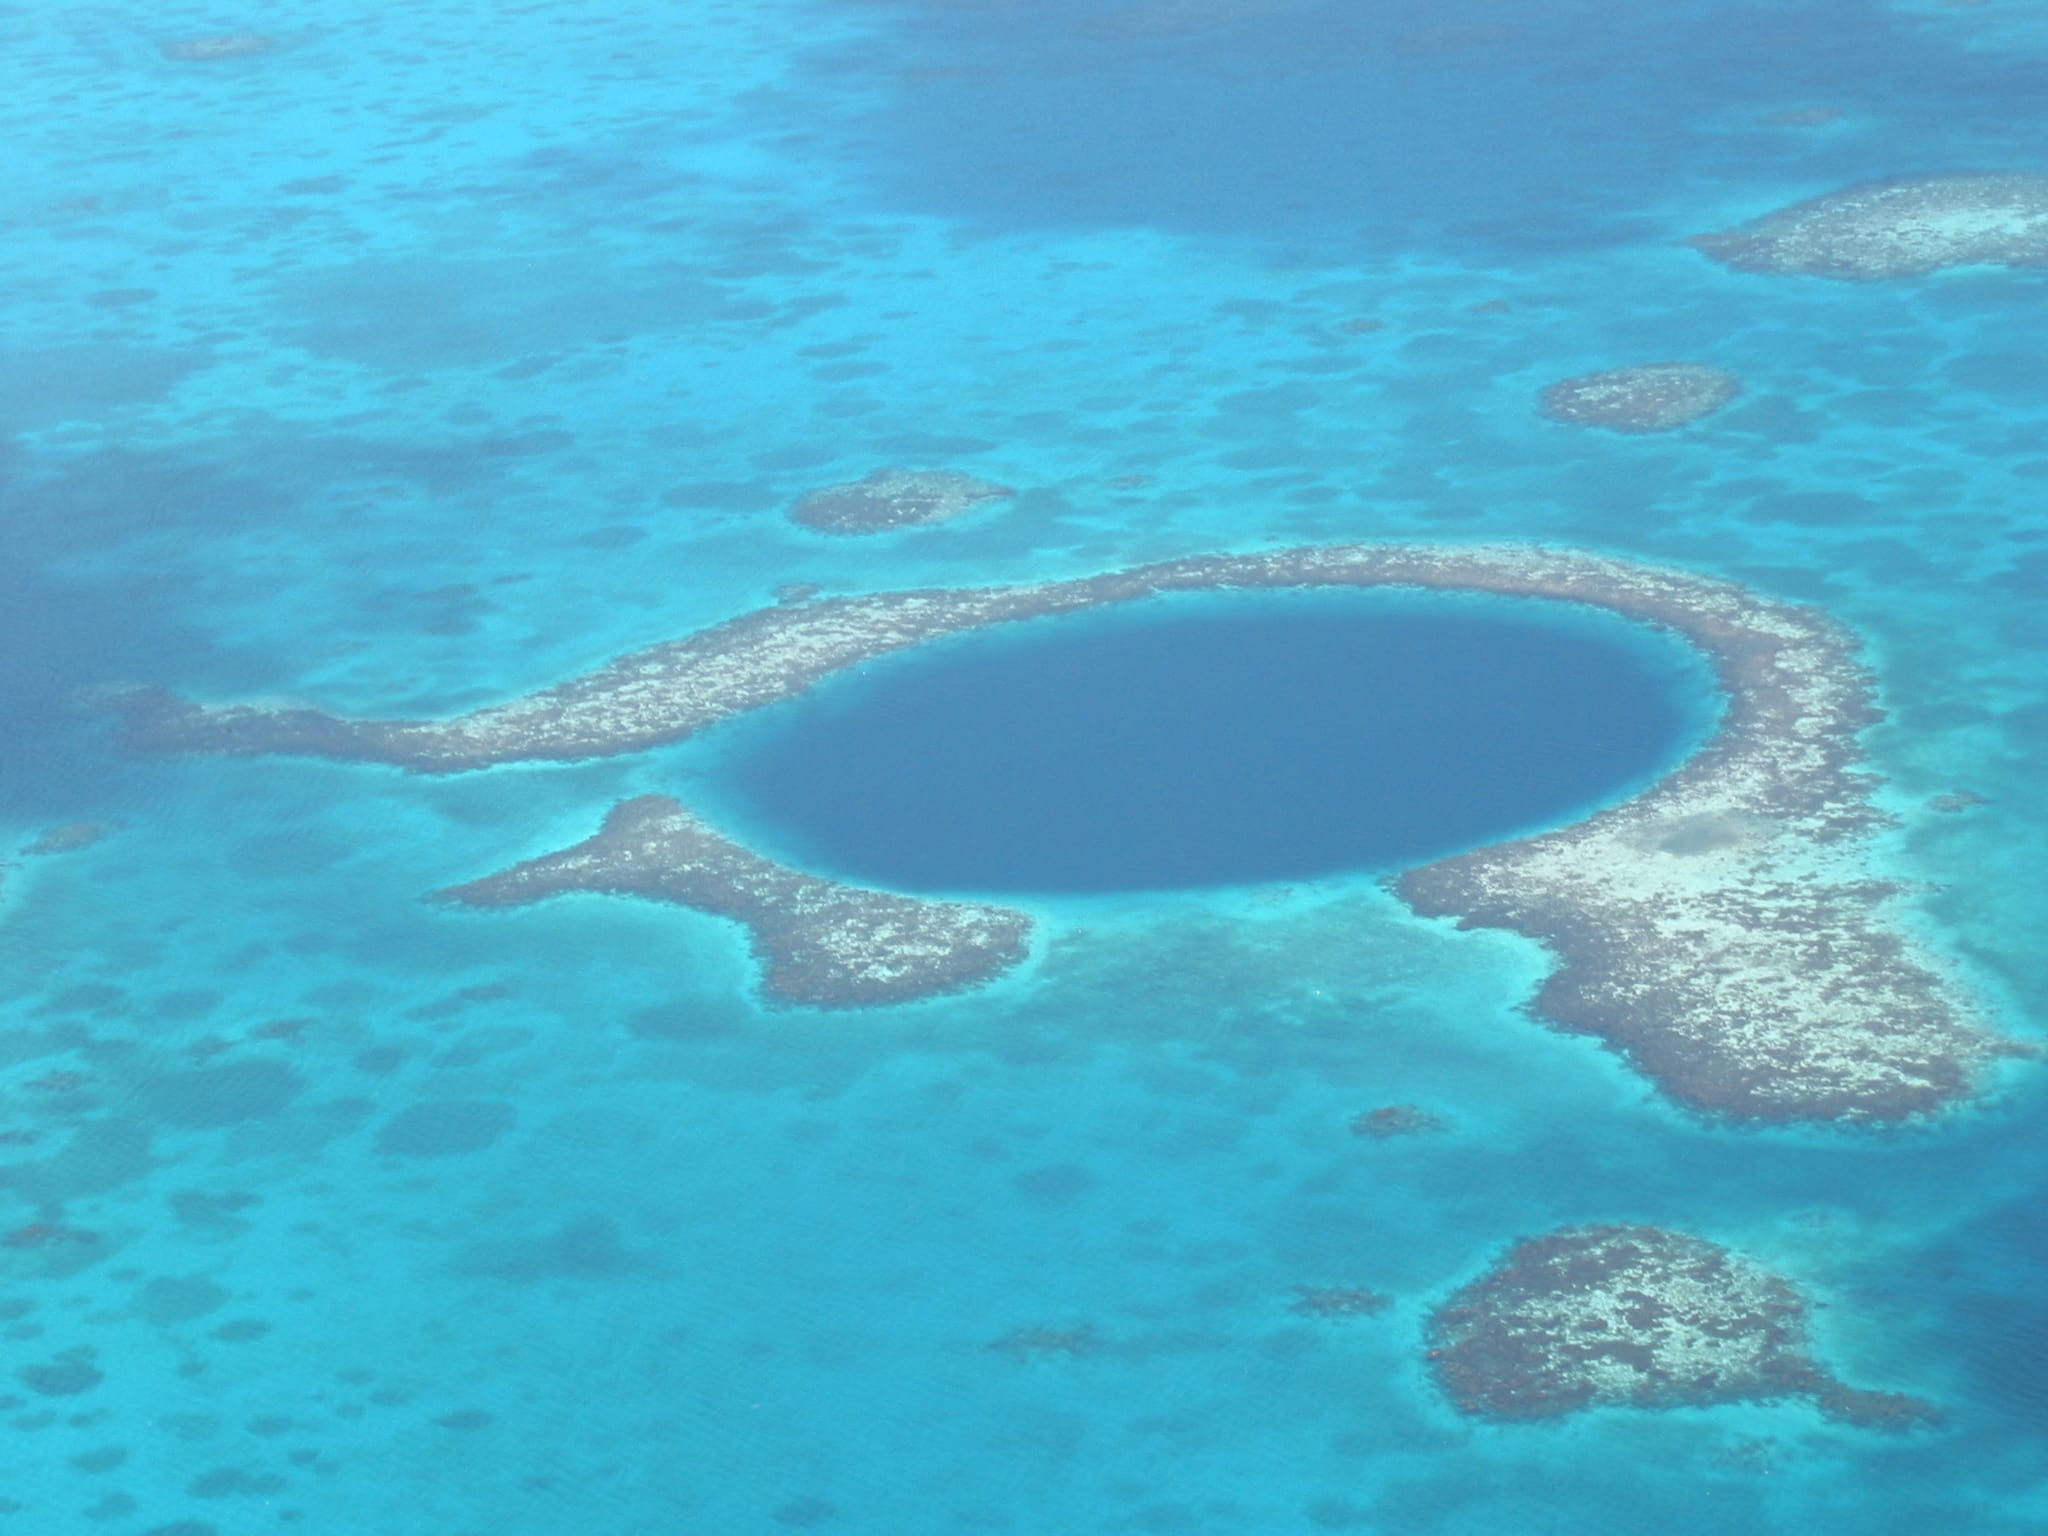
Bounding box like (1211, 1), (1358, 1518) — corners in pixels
(434, 1408), (494, 1431)
(70, 1445), (127, 1473)
(135, 1061), (304, 1129)
(85, 1493), (136, 1520)
(168, 1190), (260, 1231)
(375, 1100), (516, 1158)
(454, 1216), (653, 1283)
(11, 1118), (153, 1202)
(149, 990), (223, 1022)
(660, 480), (782, 512)
(627, 1006), (739, 1041)
(772, 1496), (840, 1527)
(188, 1465), (287, 1498)
(1741, 490), (1878, 527)
(351, 1045), (407, 1076)
(210, 1319), (271, 1343)
(406, 982), (515, 1022)
(141, 1523), (218, 1536)
(1305, 1496), (1375, 1530)
(1011, 1164), (1097, 1204)
(134, 1276), (230, 1325)
(36, 983), (130, 1016)
(247, 1414), (294, 1436)
(18, 1354), (102, 1397)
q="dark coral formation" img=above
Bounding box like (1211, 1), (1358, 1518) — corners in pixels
(104, 544), (2007, 1115)
(159, 35), (275, 61)
(1539, 364), (1741, 434)
(788, 468), (1012, 536)
(1080, 0), (1302, 40)
(986, 1323), (1102, 1358)
(1349, 1103), (1447, 1139)
(21, 822), (116, 857)
(1426, 1224), (1938, 1429)
(1290, 1286), (1391, 1319)
(1928, 790), (1989, 814)
(437, 795), (1033, 1008)
(1692, 174), (2048, 280)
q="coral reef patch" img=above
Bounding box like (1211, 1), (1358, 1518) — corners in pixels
(788, 468), (1013, 535)
(106, 544), (2009, 1117)
(21, 822), (117, 856)
(159, 35), (275, 62)
(1350, 1104), (1447, 1139)
(436, 795), (1033, 1008)
(1539, 364), (1741, 433)
(1426, 1224), (1938, 1429)
(1692, 173), (2048, 280)
(1290, 1286), (1391, 1319)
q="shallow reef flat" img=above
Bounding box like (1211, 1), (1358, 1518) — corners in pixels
(435, 795), (1031, 1008)
(1427, 1224), (1938, 1429)
(1538, 363), (1741, 433)
(1692, 173), (2048, 280)
(106, 543), (2011, 1117)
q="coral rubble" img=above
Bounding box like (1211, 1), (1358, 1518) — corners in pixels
(436, 795), (1032, 1009)
(106, 543), (2008, 1114)
(1692, 174), (2048, 280)
(788, 468), (1012, 536)
(1426, 1224), (1938, 1429)
(1539, 364), (1741, 433)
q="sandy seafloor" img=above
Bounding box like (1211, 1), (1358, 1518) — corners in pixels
(3, 1), (2047, 1532)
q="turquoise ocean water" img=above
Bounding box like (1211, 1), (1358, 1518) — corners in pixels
(2, 2), (2046, 1532)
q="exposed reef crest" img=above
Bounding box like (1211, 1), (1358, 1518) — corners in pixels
(106, 543), (2008, 1120)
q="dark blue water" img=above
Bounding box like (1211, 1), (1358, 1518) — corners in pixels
(705, 592), (1714, 894)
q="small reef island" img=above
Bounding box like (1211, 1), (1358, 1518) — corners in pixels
(1538, 364), (1741, 433)
(1693, 172), (2048, 280)
(1427, 1224), (1937, 1429)
(102, 543), (2014, 1121)
(789, 468), (1013, 536)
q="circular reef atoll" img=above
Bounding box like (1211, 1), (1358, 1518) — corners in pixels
(1427, 1224), (1939, 1429)
(1539, 364), (1741, 434)
(101, 543), (2015, 1119)
(788, 468), (1012, 536)
(1692, 173), (2048, 280)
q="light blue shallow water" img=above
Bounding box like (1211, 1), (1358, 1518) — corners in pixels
(2, 3), (2046, 1533)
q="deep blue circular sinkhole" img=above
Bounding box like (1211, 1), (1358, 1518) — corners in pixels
(694, 589), (1719, 897)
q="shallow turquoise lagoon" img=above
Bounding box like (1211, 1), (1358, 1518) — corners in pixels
(2, 2), (2047, 1534)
